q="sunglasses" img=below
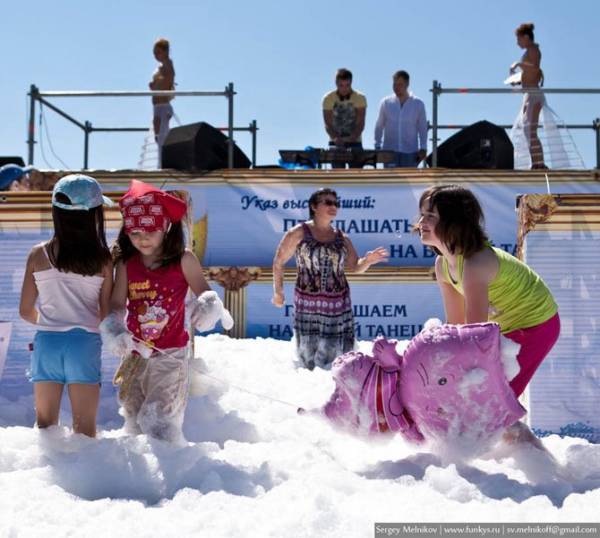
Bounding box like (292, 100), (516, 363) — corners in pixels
(321, 199), (340, 208)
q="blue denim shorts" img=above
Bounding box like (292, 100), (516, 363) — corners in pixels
(30, 329), (102, 385)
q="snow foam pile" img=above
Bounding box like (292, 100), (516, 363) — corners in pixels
(1, 335), (600, 536)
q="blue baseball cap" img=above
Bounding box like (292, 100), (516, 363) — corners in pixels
(0, 164), (33, 190)
(52, 174), (114, 210)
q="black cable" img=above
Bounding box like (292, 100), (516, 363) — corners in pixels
(40, 103), (70, 169)
(38, 105), (55, 169)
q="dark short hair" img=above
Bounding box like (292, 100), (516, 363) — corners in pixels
(50, 194), (112, 275)
(308, 188), (338, 218)
(335, 68), (353, 82)
(515, 23), (535, 41)
(393, 70), (410, 83)
(416, 184), (488, 258)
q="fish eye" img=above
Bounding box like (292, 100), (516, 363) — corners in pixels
(438, 377), (447, 386)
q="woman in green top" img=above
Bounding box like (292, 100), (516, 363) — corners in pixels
(416, 184), (560, 421)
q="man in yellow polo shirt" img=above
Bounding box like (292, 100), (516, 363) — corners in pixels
(322, 68), (367, 168)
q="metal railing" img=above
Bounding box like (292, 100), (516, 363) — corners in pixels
(430, 81), (600, 168)
(27, 83), (258, 169)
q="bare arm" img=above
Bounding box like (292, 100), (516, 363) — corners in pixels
(163, 62), (175, 90)
(348, 107), (366, 142)
(181, 249), (211, 296)
(462, 266), (490, 323)
(272, 226), (303, 306)
(374, 100), (386, 149)
(98, 261), (114, 320)
(344, 236), (388, 273)
(19, 249), (39, 324)
(435, 256), (465, 324)
(462, 250), (498, 324)
(521, 47), (541, 69)
(110, 261), (129, 312)
(417, 102), (428, 160)
(512, 46), (541, 72)
(323, 109), (340, 142)
(152, 62), (175, 90)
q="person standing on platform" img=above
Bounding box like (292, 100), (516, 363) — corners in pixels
(322, 69), (367, 168)
(374, 71), (428, 168)
(510, 23), (547, 169)
(272, 188), (388, 370)
(149, 38), (176, 164)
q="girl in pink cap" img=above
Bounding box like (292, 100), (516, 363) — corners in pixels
(101, 180), (233, 443)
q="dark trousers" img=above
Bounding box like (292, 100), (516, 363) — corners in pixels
(329, 142), (364, 169)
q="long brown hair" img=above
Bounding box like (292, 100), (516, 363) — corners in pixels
(49, 193), (111, 275)
(417, 184), (488, 258)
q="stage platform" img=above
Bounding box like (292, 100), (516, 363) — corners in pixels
(15, 166), (599, 187)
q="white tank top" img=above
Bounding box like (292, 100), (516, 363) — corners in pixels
(33, 245), (105, 333)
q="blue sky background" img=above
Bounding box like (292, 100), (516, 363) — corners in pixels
(1, 0), (599, 170)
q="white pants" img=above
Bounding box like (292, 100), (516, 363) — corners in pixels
(153, 103), (173, 149)
(116, 347), (189, 443)
(510, 93), (583, 169)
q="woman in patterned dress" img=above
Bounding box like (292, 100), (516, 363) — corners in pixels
(272, 188), (388, 369)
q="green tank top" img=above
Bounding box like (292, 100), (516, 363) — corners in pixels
(441, 245), (557, 333)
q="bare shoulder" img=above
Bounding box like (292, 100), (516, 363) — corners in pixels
(285, 224), (305, 240)
(463, 248), (498, 281)
(340, 231), (355, 245)
(181, 249), (201, 266)
(27, 242), (49, 270)
(434, 255), (446, 281)
(528, 44), (541, 60)
(164, 59), (175, 74)
(30, 241), (46, 257)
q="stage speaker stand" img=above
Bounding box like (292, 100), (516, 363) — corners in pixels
(161, 122), (251, 171)
(427, 120), (514, 169)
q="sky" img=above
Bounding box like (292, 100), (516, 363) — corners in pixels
(1, 0), (599, 170)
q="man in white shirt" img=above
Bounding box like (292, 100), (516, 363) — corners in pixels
(374, 71), (428, 168)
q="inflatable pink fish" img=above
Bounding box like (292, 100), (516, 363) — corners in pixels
(317, 322), (525, 444)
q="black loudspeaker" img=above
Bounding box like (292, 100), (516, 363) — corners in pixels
(427, 120), (514, 169)
(0, 156), (26, 167)
(161, 122), (251, 171)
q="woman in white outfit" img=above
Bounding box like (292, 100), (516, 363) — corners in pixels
(510, 23), (546, 169)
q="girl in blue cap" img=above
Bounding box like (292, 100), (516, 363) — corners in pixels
(19, 174), (114, 437)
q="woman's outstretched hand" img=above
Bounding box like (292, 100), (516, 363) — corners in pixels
(364, 247), (389, 267)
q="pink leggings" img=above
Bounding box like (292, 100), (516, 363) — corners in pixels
(504, 313), (561, 397)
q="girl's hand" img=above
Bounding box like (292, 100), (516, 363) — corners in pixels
(364, 247), (389, 267)
(509, 62), (519, 74)
(191, 291), (234, 332)
(272, 291), (285, 307)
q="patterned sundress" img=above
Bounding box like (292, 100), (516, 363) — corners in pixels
(293, 223), (355, 369)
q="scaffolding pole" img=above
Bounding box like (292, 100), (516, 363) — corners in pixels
(430, 83), (600, 168)
(26, 85), (259, 169)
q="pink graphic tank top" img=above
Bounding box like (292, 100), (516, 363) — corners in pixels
(126, 254), (189, 350)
